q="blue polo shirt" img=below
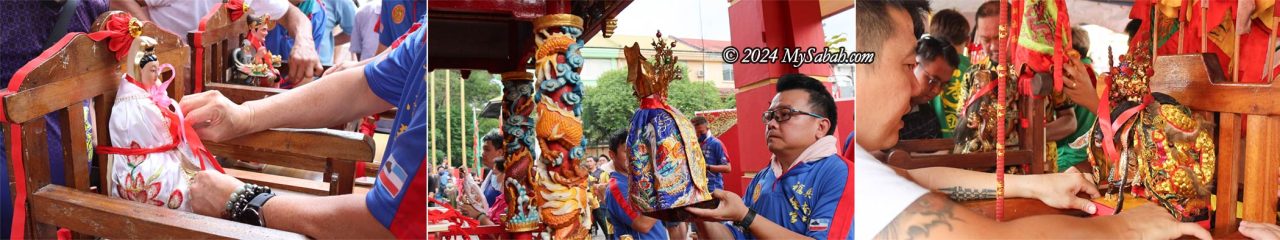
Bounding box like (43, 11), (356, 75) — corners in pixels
(604, 172), (669, 240)
(363, 16), (426, 238)
(379, 0), (424, 46)
(726, 154), (853, 239)
(701, 134), (728, 191)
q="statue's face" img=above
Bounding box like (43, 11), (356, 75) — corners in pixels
(140, 61), (159, 87)
(253, 25), (268, 37)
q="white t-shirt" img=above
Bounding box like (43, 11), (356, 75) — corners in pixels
(351, 0), (382, 60)
(853, 144), (928, 240)
(144, 0), (291, 42)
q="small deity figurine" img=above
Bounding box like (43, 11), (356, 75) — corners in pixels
(1087, 22), (1216, 222)
(229, 15), (282, 87)
(99, 35), (225, 211)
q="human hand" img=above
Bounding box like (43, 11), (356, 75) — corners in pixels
(1241, 221), (1280, 240)
(287, 40), (323, 86)
(458, 200), (484, 219)
(322, 59), (358, 77)
(1062, 57), (1099, 113)
(179, 91), (255, 142)
(188, 170), (247, 218)
(1113, 204), (1211, 240)
(685, 190), (748, 222)
(1025, 172), (1101, 214)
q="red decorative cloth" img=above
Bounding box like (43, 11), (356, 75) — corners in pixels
(226, 0), (246, 21)
(86, 13), (141, 61)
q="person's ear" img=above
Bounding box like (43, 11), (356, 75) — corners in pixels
(816, 118), (831, 139)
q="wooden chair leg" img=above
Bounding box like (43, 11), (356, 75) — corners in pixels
(329, 160), (355, 195)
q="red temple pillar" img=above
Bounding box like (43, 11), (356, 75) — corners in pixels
(725, 0), (833, 195)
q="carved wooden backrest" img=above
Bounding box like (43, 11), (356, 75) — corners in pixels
(190, 3), (283, 102)
(1148, 53), (1278, 235)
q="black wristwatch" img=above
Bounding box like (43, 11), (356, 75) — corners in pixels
(226, 183), (273, 226)
(733, 208), (757, 229)
(241, 192), (276, 226)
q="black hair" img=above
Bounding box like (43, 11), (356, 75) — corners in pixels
(775, 74), (838, 135)
(856, 0), (908, 53)
(929, 9), (970, 47)
(138, 53), (158, 68)
(902, 0), (932, 38)
(481, 128), (503, 149)
(1125, 19), (1143, 39)
(917, 35), (960, 68)
(691, 116), (708, 126)
(972, 1), (1002, 43)
(608, 129), (629, 154)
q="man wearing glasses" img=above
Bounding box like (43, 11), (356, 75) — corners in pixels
(898, 35), (959, 140)
(685, 74), (854, 239)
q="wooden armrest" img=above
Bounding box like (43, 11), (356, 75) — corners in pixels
(892, 138), (958, 153)
(226, 168), (331, 195)
(206, 128), (375, 172)
(959, 197), (1090, 221)
(29, 185), (305, 239)
(885, 150), (1034, 170)
(205, 83), (286, 104)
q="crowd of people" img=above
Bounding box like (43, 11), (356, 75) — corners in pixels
(430, 74), (855, 239)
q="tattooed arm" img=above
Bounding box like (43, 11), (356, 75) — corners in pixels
(905, 167), (1101, 213)
(872, 193), (1212, 239)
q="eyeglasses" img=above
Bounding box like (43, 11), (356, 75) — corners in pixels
(762, 106), (826, 123)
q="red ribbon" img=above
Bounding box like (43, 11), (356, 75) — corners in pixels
(96, 76), (225, 173)
(1097, 83), (1153, 169)
(639, 96), (671, 110)
(9, 123), (27, 239)
(226, 0), (246, 21)
(85, 14), (138, 61)
(388, 23), (423, 50)
(427, 197), (480, 237)
(960, 83), (995, 117)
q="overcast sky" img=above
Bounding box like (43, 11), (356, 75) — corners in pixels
(613, 0), (852, 48)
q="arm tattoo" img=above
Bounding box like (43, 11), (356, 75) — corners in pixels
(874, 194), (964, 240)
(936, 186), (996, 201)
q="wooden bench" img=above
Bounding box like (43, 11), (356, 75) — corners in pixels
(0, 11), (375, 238)
(189, 4), (376, 195)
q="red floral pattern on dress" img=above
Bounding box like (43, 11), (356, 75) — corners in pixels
(117, 172), (165, 206)
(166, 190), (183, 209)
(126, 142), (146, 167)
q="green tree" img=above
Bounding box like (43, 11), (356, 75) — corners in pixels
(582, 65), (734, 145)
(429, 70), (502, 168)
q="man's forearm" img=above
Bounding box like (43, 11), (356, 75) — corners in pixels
(242, 66), (393, 132)
(907, 167), (1036, 201)
(262, 194), (393, 238)
(109, 0), (153, 22)
(694, 221), (735, 240)
(875, 193), (1127, 239)
(1046, 109), (1077, 141)
(746, 215), (813, 239)
(708, 164), (731, 173)
(278, 5), (315, 46)
(335, 33), (351, 45)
